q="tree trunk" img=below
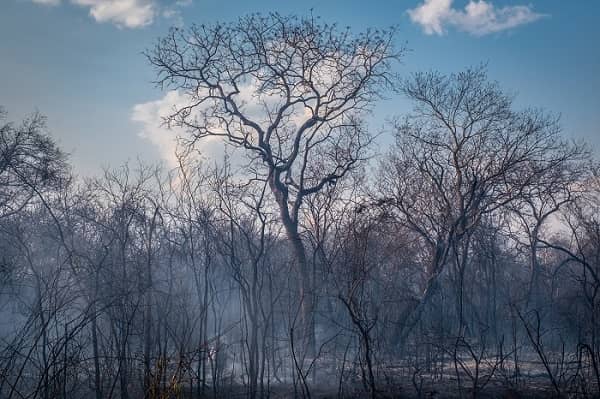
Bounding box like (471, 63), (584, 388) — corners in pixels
(269, 175), (315, 359)
(527, 226), (541, 310)
(91, 301), (102, 399)
(394, 241), (448, 348)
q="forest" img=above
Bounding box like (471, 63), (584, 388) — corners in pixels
(1, 13), (599, 399)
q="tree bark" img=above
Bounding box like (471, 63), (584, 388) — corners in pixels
(269, 174), (315, 359)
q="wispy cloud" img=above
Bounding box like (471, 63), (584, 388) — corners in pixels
(408, 0), (545, 36)
(29, 0), (191, 28)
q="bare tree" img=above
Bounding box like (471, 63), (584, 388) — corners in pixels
(508, 168), (583, 310)
(147, 13), (402, 357)
(380, 66), (587, 346)
(0, 108), (67, 220)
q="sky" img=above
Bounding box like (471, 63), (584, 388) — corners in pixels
(1, 0), (599, 176)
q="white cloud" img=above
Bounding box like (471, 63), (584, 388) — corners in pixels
(131, 79), (314, 170)
(72, 0), (155, 28)
(408, 0), (452, 35)
(408, 0), (545, 36)
(30, 0), (192, 28)
(132, 60), (346, 172)
(132, 91), (231, 168)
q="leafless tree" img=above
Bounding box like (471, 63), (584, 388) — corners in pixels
(380, 66), (587, 346)
(0, 108), (67, 220)
(147, 13), (402, 357)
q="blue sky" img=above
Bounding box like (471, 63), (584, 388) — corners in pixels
(1, 0), (598, 176)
